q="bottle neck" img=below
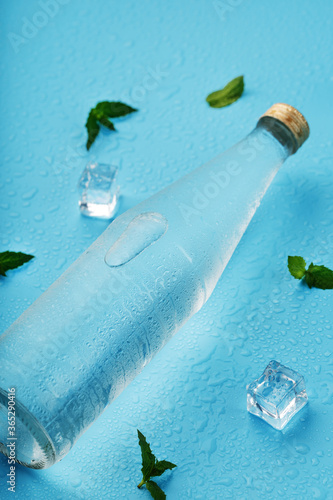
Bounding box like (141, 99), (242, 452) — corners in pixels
(256, 116), (296, 157)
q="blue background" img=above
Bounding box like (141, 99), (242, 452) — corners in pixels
(1, 0), (333, 498)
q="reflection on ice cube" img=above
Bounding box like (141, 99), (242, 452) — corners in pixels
(78, 162), (119, 219)
(247, 360), (308, 430)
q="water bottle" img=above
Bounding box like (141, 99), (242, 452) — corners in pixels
(0, 104), (309, 468)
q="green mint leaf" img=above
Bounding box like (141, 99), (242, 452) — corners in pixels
(145, 480), (166, 500)
(85, 110), (100, 150)
(288, 256), (307, 279)
(304, 269), (315, 288)
(288, 256), (333, 290)
(85, 101), (137, 149)
(206, 75), (244, 108)
(97, 115), (115, 131)
(151, 460), (177, 478)
(305, 265), (333, 290)
(0, 251), (34, 277)
(137, 430), (156, 481)
(95, 101), (137, 118)
(137, 430), (177, 495)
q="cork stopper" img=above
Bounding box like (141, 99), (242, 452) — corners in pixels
(259, 103), (309, 153)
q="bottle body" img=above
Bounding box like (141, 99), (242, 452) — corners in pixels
(0, 122), (290, 468)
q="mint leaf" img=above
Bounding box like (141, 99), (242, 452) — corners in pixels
(206, 76), (244, 108)
(288, 256), (333, 290)
(304, 269), (315, 288)
(0, 251), (34, 277)
(97, 115), (116, 131)
(85, 110), (100, 150)
(95, 101), (137, 118)
(288, 256), (307, 279)
(305, 265), (333, 289)
(151, 460), (177, 478)
(145, 481), (166, 500)
(137, 430), (156, 481)
(137, 430), (177, 499)
(85, 101), (137, 150)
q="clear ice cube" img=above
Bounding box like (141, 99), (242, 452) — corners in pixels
(78, 162), (119, 219)
(247, 360), (308, 430)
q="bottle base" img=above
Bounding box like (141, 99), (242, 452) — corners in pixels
(0, 388), (56, 469)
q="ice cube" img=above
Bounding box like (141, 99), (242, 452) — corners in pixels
(78, 162), (119, 219)
(247, 360), (308, 430)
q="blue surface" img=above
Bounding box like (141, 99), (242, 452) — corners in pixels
(0, 0), (332, 498)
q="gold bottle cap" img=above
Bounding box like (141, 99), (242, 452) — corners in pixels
(259, 103), (310, 153)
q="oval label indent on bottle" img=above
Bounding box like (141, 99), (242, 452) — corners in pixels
(105, 212), (168, 267)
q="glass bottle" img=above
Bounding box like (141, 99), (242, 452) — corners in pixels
(0, 104), (309, 468)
